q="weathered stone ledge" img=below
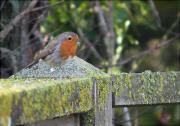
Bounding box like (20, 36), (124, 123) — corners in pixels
(114, 71), (180, 106)
(0, 71), (179, 126)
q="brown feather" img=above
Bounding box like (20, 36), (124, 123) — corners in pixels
(26, 36), (59, 68)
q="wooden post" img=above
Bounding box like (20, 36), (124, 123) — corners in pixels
(93, 77), (113, 126)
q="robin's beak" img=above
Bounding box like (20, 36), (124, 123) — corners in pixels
(77, 41), (80, 46)
(76, 34), (80, 46)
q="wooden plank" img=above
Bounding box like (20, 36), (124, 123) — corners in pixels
(114, 71), (180, 106)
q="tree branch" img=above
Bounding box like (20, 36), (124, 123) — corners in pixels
(148, 0), (161, 27)
(77, 27), (104, 61)
(99, 34), (179, 68)
(94, 1), (108, 35)
(94, 0), (116, 66)
(0, 0), (64, 41)
(107, 0), (116, 65)
(0, 0), (38, 41)
(26, 0), (64, 13)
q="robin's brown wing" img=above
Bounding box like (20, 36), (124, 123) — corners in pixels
(26, 36), (59, 68)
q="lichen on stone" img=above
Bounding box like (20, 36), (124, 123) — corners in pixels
(113, 71), (180, 105)
(14, 56), (108, 79)
(0, 78), (96, 125)
(0, 56), (110, 125)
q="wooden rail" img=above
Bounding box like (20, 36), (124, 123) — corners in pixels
(0, 71), (179, 126)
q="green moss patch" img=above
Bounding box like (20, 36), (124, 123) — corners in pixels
(0, 78), (95, 125)
(113, 71), (180, 105)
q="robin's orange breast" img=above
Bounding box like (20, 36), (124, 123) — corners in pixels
(60, 40), (77, 60)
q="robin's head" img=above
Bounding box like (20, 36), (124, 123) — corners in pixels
(55, 32), (80, 60)
(57, 32), (79, 44)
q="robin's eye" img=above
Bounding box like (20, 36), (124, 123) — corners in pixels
(68, 36), (72, 40)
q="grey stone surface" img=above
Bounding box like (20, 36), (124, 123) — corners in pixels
(15, 56), (107, 79)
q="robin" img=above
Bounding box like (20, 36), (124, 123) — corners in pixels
(27, 32), (80, 68)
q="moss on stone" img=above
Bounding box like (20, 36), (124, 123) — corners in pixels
(95, 77), (111, 110)
(1, 57), (110, 125)
(124, 73), (133, 99)
(0, 55), (179, 125)
(14, 56), (108, 79)
(0, 78), (97, 125)
(0, 91), (13, 126)
(0, 76), (112, 125)
(113, 71), (180, 105)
